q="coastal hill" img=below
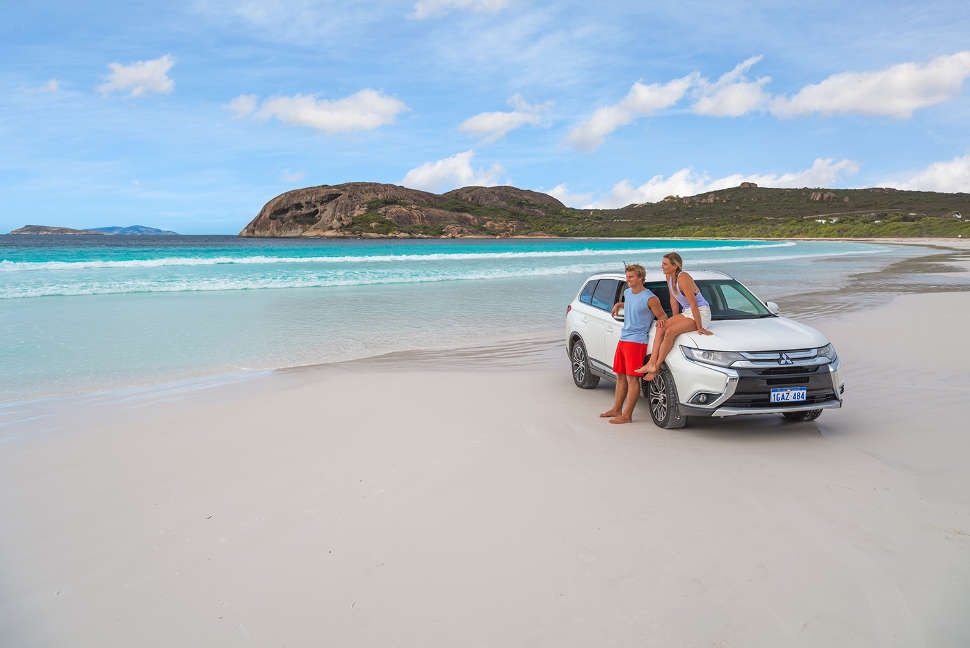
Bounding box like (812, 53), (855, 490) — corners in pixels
(9, 225), (179, 235)
(240, 182), (564, 238)
(241, 182), (970, 238)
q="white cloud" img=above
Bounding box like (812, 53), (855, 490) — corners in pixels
(885, 155), (970, 193)
(281, 169), (306, 184)
(227, 90), (408, 134)
(401, 150), (504, 193)
(567, 74), (697, 152)
(25, 79), (60, 94)
(412, 0), (510, 20)
(226, 94), (258, 118)
(545, 183), (593, 208)
(582, 158), (860, 208)
(771, 51), (970, 118)
(692, 56), (771, 117)
(459, 94), (550, 142)
(99, 55), (175, 97)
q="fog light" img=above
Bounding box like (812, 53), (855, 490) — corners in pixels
(689, 392), (720, 405)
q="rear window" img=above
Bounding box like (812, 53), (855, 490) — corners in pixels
(578, 280), (597, 306)
(590, 279), (620, 311)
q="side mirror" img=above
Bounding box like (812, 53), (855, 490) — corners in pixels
(765, 301), (780, 315)
(612, 306), (625, 322)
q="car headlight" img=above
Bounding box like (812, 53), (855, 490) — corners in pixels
(817, 343), (838, 362)
(681, 346), (745, 367)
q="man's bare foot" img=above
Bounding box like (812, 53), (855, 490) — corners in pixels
(600, 410), (621, 418)
(609, 416), (632, 424)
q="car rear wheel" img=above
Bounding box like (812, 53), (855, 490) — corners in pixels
(571, 339), (600, 389)
(782, 409), (823, 422)
(648, 366), (688, 429)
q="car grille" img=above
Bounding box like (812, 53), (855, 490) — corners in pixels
(722, 365), (837, 408)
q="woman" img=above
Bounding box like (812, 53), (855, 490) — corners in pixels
(635, 252), (712, 380)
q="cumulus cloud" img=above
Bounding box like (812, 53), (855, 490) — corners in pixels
(885, 155), (970, 193)
(459, 94), (550, 142)
(770, 51), (970, 118)
(546, 184), (594, 208)
(226, 89), (407, 134)
(412, 0), (510, 19)
(692, 56), (771, 117)
(401, 150), (504, 193)
(226, 94), (258, 118)
(567, 74), (696, 152)
(577, 158), (859, 208)
(99, 55), (175, 97)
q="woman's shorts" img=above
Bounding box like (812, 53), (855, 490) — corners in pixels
(612, 340), (649, 375)
(681, 304), (712, 328)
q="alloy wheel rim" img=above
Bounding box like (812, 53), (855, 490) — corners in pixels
(650, 374), (667, 420)
(572, 346), (586, 382)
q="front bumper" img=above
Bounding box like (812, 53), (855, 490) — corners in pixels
(672, 350), (844, 418)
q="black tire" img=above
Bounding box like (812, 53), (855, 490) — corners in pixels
(647, 366), (688, 429)
(782, 409), (823, 422)
(570, 339), (600, 389)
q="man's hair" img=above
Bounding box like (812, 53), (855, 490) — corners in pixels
(625, 263), (646, 279)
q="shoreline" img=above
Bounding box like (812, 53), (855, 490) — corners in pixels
(2, 237), (968, 409)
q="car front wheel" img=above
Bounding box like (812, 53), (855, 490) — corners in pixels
(648, 366), (687, 429)
(571, 339), (600, 389)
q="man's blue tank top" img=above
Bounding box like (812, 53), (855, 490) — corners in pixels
(620, 287), (656, 344)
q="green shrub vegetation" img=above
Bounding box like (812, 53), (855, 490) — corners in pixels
(347, 187), (970, 238)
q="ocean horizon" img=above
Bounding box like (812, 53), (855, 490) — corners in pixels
(0, 235), (939, 404)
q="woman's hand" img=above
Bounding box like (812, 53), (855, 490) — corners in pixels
(697, 327), (713, 335)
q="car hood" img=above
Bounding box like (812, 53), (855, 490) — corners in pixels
(675, 317), (830, 352)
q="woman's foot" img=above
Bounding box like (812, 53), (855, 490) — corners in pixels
(634, 364), (654, 375)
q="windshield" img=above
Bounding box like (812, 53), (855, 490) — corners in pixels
(643, 279), (773, 320)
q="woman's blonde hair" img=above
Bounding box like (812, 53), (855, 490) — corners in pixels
(663, 252), (683, 273)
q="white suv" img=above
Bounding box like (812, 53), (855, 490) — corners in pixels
(565, 271), (844, 428)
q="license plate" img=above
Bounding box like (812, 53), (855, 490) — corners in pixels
(771, 387), (807, 403)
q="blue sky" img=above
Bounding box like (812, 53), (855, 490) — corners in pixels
(3, 0), (970, 234)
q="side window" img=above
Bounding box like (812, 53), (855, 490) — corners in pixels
(591, 279), (619, 311)
(645, 282), (672, 317)
(579, 280), (597, 305)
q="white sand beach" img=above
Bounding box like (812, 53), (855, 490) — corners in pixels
(2, 263), (970, 646)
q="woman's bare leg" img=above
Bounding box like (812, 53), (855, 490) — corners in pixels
(644, 315), (698, 375)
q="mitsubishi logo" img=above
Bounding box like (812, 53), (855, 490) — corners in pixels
(779, 353), (794, 365)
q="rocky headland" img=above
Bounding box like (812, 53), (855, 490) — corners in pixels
(239, 182), (564, 239)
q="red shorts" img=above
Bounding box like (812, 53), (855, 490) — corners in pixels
(612, 340), (648, 375)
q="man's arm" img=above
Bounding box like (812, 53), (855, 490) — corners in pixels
(648, 296), (668, 323)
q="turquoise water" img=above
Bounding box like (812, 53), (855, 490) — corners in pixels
(0, 235), (928, 402)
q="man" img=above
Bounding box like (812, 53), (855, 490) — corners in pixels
(600, 264), (668, 424)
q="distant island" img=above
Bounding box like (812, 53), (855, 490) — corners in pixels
(9, 225), (179, 235)
(240, 182), (969, 239)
